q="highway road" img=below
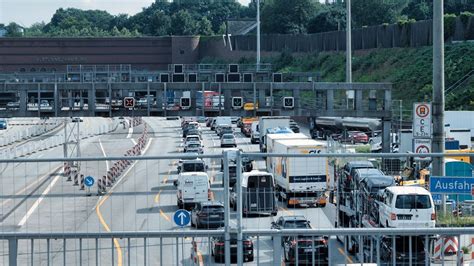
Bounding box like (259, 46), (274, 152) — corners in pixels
(0, 117), (356, 265)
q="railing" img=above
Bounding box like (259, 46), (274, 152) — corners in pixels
(1, 152), (473, 266)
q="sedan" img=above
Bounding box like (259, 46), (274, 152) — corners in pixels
(221, 133), (236, 148)
(283, 235), (328, 265)
(211, 234), (254, 263)
(191, 201), (225, 229)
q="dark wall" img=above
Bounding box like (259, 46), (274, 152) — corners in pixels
(200, 17), (474, 58)
(0, 37), (174, 72)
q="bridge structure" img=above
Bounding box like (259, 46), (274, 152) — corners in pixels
(0, 64), (393, 151)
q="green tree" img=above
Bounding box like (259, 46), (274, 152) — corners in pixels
(197, 17), (213, 35)
(5, 22), (23, 37)
(261, 0), (319, 34)
(171, 10), (197, 35)
(352, 0), (407, 27)
(402, 0), (432, 21)
(111, 26), (121, 36)
(307, 3), (346, 33)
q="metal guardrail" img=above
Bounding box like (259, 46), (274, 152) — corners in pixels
(1, 152), (473, 266)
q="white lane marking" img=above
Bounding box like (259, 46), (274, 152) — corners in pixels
(18, 173), (62, 227)
(126, 122), (133, 139)
(131, 139), (137, 145)
(98, 138), (110, 170)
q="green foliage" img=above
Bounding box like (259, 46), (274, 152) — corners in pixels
(444, 13), (457, 39)
(351, 0), (407, 27)
(401, 0), (432, 21)
(307, 3), (346, 33)
(261, 43), (474, 111)
(261, 0), (320, 34)
(355, 145), (371, 153)
(460, 11), (474, 26)
(5, 22), (23, 37)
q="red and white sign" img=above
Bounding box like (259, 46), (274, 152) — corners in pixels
(413, 103), (432, 138)
(124, 97), (135, 108)
(414, 138), (431, 161)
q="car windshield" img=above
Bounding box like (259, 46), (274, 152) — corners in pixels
(183, 163), (204, 172)
(395, 195), (431, 209)
(247, 175), (273, 188)
(202, 206), (224, 212)
(187, 137), (199, 142)
(284, 220), (310, 228)
(223, 135), (234, 139)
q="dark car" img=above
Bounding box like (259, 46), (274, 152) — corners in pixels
(271, 216), (312, 246)
(283, 235), (328, 265)
(184, 128), (201, 138)
(211, 233), (254, 263)
(380, 236), (427, 265)
(289, 121), (300, 133)
(190, 201), (225, 229)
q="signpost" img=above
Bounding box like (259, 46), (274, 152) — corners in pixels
(413, 138), (432, 161)
(84, 176), (94, 196)
(173, 209), (190, 227)
(413, 103), (432, 138)
(124, 97), (135, 109)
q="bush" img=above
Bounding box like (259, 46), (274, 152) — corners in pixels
(460, 11), (474, 27)
(444, 13), (457, 39)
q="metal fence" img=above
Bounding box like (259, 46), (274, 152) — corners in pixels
(0, 152), (473, 266)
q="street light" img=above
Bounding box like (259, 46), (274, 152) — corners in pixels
(256, 0), (261, 71)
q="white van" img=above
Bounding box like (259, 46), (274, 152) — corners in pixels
(378, 186), (435, 228)
(250, 121), (259, 144)
(176, 172), (210, 209)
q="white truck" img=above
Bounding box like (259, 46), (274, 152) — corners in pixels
(213, 117), (232, 132)
(269, 138), (328, 207)
(258, 116), (290, 152)
(265, 131), (309, 166)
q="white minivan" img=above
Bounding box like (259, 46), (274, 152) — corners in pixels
(176, 172), (210, 209)
(378, 186), (436, 228)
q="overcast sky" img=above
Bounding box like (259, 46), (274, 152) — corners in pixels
(0, 0), (252, 26)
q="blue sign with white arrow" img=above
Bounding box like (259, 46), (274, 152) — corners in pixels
(430, 176), (474, 194)
(173, 209), (190, 227)
(85, 176), (95, 187)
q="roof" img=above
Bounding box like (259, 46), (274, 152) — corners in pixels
(267, 133), (308, 141)
(275, 138), (327, 147)
(266, 127), (293, 134)
(363, 175), (395, 188)
(355, 168), (384, 177)
(281, 215), (307, 221)
(386, 186), (430, 195)
(346, 161), (375, 168)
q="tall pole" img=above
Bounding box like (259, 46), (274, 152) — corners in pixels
(433, 0), (446, 212)
(345, 0), (352, 83)
(256, 0), (261, 71)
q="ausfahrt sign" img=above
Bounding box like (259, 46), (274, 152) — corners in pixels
(413, 103), (432, 138)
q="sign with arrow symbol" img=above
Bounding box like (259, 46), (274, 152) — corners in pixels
(173, 209), (190, 227)
(85, 176), (95, 187)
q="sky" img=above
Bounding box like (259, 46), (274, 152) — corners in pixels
(0, 0), (252, 26)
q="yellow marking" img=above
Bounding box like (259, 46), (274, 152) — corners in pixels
(280, 207), (294, 215)
(197, 251), (204, 266)
(338, 247), (354, 264)
(154, 190), (162, 203)
(160, 209), (171, 222)
(96, 195), (123, 266)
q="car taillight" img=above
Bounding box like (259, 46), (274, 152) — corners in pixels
(208, 189), (212, 199)
(390, 213), (396, 220)
(243, 240), (252, 246)
(215, 242), (224, 246)
(431, 213), (436, 220)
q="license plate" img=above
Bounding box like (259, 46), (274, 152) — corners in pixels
(250, 203), (257, 207)
(231, 244), (237, 247)
(304, 248), (313, 253)
(210, 215), (219, 218)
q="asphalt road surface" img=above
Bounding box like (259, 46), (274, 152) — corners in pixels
(0, 117), (357, 265)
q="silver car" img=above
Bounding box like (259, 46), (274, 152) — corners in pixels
(220, 133), (236, 148)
